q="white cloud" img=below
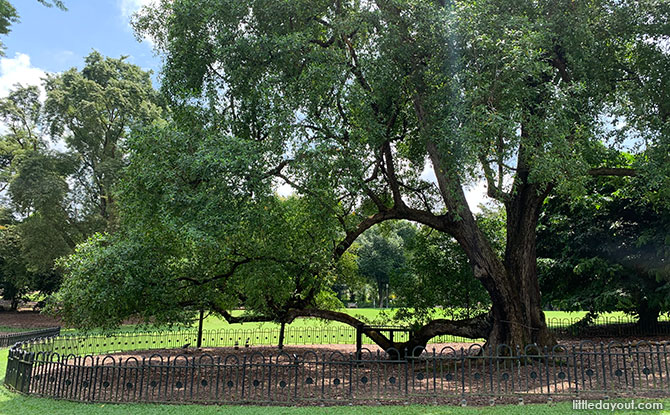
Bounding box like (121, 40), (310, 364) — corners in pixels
(118, 0), (158, 46)
(119, 0), (155, 19)
(0, 54), (68, 152)
(0, 53), (47, 99)
(421, 158), (491, 214)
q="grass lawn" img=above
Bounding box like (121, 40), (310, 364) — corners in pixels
(1, 347), (669, 414)
(60, 309), (669, 336)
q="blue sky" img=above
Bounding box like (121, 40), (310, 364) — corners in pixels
(0, 0), (159, 96)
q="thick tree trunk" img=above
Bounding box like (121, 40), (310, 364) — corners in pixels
(481, 181), (555, 350)
(636, 299), (660, 331)
(446, 177), (555, 351)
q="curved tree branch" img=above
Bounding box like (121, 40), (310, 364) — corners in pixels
(588, 167), (637, 177)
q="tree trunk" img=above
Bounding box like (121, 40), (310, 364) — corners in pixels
(449, 178), (556, 351)
(486, 181), (555, 350)
(377, 281), (384, 309)
(278, 321), (286, 349)
(636, 299), (660, 331)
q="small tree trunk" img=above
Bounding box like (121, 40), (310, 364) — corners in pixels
(377, 281), (384, 309)
(197, 308), (204, 348)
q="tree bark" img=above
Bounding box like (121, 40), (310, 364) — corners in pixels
(636, 299), (660, 331)
(278, 321), (286, 349)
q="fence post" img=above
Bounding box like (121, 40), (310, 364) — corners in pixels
(348, 353), (353, 400)
(404, 348), (409, 397)
(460, 348), (466, 400)
(241, 356), (246, 399)
(355, 325), (363, 361)
(293, 354), (299, 400)
(573, 345), (579, 395)
(600, 343), (607, 393)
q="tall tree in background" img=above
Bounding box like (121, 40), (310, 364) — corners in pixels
(0, 85), (76, 307)
(45, 51), (164, 230)
(0, 53), (162, 308)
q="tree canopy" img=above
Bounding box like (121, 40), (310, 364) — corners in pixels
(538, 161), (670, 328)
(0, 52), (162, 309)
(47, 0), (670, 351)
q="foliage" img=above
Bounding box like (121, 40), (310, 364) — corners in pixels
(0, 53), (161, 307)
(44, 51), (165, 229)
(51, 123), (350, 329)
(51, 0), (670, 346)
(356, 222), (411, 307)
(538, 162), (670, 325)
(392, 209), (504, 325)
(0, 0), (17, 55)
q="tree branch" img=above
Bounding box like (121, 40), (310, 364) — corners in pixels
(588, 167), (638, 177)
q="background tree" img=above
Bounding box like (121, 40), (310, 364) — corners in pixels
(393, 208), (504, 326)
(0, 84), (77, 302)
(44, 51), (164, 231)
(0, 210), (29, 310)
(538, 158), (670, 329)
(356, 222), (412, 308)
(0, 53), (162, 308)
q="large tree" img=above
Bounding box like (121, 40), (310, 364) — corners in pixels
(55, 0), (669, 350)
(538, 159), (670, 329)
(44, 51), (164, 230)
(0, 53), (162, 305)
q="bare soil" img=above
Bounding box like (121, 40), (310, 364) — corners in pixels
(0, 311), (61, 330)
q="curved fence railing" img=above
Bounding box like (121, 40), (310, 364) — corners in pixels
(0, 327), (60, 348)
(6, 331), (670, 404)
(1, 327), (477, 358)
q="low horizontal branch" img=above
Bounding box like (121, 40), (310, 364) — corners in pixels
(588, 167), (637, 177)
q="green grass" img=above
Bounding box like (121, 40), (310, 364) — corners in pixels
(61, 309), (669, 336)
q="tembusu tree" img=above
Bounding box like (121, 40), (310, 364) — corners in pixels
(53, 0), (670, 351)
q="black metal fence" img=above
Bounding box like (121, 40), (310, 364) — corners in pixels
(0, 327), (60, 348)
(6, 332), (670, 404)
(546, 316), (670, 338)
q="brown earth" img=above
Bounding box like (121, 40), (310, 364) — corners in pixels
(0, 311), (61, 330)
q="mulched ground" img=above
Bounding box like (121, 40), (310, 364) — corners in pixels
(0, 311), (61, 330)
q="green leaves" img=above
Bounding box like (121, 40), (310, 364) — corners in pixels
(538, 166), (670, 320)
